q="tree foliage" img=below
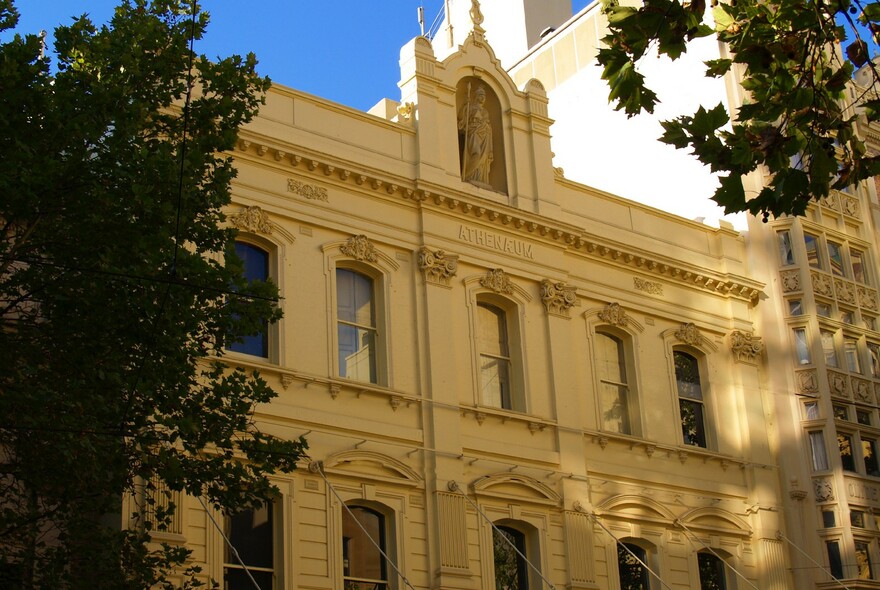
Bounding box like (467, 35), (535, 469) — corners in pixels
(0, 0), (306, 587)
(598, 0), (880, 218)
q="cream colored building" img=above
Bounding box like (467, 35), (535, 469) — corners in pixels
(154, 2), (880, 589)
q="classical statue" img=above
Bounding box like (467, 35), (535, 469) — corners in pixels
(458, 84), (493, 185)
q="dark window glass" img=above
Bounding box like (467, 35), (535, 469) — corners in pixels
(229, 242), (270, 357)
(617, 543), (650, 590)
(225, 504), (274, 590)
(698, 553), (727, 590)
(675, 351), (707, 447)
(493, 526), (528, 590)
(864, 439), (880, 476)
(856, 541), (873, 579)
(827, 542), (843, 580)
(822, 510), (836, 528)
(342, 506), (387, 590)
(839, 433), (857, 472)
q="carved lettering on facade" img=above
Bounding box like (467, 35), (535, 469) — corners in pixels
(458, 225), (534, 259)
(480, 268), (513, 294)
(730, 331), (763, 363)
(340, 235), (379, 262)
(540, 280), (579, 316)
(598, 302), (630, 327)
(780, 270), (801, 293)
(848, 481), (880, 504)
(675, 323), (703, 347)
(288, 178), (329, 202)
(418, 247), (458, 286)
(230, 205), (273, 235)
(633, 277), (663, 296)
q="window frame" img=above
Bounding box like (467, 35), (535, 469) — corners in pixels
(226, 238), (279, 362)
(471, 292), (526, 413)
(594, 327), (642, 437)
(341, 503), (392, 590)
(223, 501), (280, 590)
(673, 349), (711, 449)
(615, 539), (656, 590)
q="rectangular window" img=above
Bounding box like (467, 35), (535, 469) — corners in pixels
(828, 241), (845, 276)
(596, 332), (633, 435)
(853, 250), (867, 284)
(225, 504), (275, 590)
(845, 337), (861, 373)
(869, 343), (880, 378)
(852, 510), (867, 528)
(810, 431), (829, 470)
(805, 402), (820, 420)
(833, 404), (849, 421)
(229, 242), (271, 358)
(864, 439), (880, 476)
(675, 351), (707, 448)
(336, 269), (378, 384)
(822, 510), (836, 528)
(795, 328), (811, 365)
(789, 299), (804, 316)
(858, 410), (872, 426)
(778, 230), (794, 265)
(855, 541), (873, 580)
(822, 330), (839, 368)
(805, 234), (822, 269)
(817, 302), (832, 318)
(827, 541), (844, 580)
(478, 302), (513, 410)
(839, 433), (857, 472)
(842, 310), (855, 325)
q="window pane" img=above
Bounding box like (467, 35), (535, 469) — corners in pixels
(822, 510), (836, 528)
(778, 230), (794, 265)
(493, 526), (528, 590)
(478, 304), (509, 357)
(817, 302), (832, 318)
(805, 234), (822, 269)
(698, 553), (727, 590)
(596, 333), (626, 384)
(478, 303), (513, 409)
(343, 507), (387, 589)
(794, 329), (811, 365)
(822, 331), (838, 368)
(674, 352), (702, 400)
(789, 300), (803, 316)
(480, 355), (511, 409)
(870, 344), (880, 378)
(338, 324), (377, 383)
(337, 270), (377, 383)
(864, 439), (880, 476)
(810, 431), (829, 471)
(845, 338), (861, 373)
(853, 250), (866, 283)
(839, 434), (856, 472)
(597, 333), (631, 434)
(337, 269), (375, 326)
(680, 399), (707, 448)
(858, 410), (872, 426)
(617, 543), (650, 590)
(827, 542), (844, 580)
(225, 504), (274, 590)
(600, 383), (630, 434)
(856, 542), (873, 580)
(833, 404), (848, 421)
(828, 241), (845, 276)
(229, 242), (270, 358)
(852, 510), (866, 528)
(805, 402), (820, 420)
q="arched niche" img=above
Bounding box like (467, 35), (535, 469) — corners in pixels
(456, 77), (507, 195)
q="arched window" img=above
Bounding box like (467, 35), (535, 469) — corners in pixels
(336, 268), (378, 384)
(617, 542), (651, 589)
(477, 302), (514, 409)
(224, 502), (276, 589)
(342, 505), (389, 590)
(697, 552), (729, 590)
(674, 350), (708, 448)
(229, 242), (270, 358)
(493, 526), (529, 590)
(596, 331), (637, 435)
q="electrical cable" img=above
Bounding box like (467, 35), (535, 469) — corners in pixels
(776, 530), (854, 590)
(674, 519), (760, 590)
(196, 495), (264, 590)
(589, 512), (676, 590)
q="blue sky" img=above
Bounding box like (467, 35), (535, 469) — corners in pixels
(11, 1), (591, 111)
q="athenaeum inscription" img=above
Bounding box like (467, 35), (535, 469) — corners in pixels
(458, 225), (533, 259)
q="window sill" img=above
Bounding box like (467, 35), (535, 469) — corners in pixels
(588, 432), (753, 470)
(460, 405), (555, 434)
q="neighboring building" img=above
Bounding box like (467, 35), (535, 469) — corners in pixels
(148, 2), (880, 589)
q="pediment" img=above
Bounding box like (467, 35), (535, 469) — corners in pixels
(679, 507), (752, 537)
(473, 473), (561, 506)
(322, 450), (421, 487)
(596, 495), (676, 526)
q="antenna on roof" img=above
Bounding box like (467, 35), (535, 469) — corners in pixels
(418, 6), (425, 36)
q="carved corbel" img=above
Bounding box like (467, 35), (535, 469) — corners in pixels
(418, 247), (458, 286)
(480, 268), (514, 294)
(540, 279), (579, 317)
(340, 235), (379, 263)
(730, 330), (763, 363)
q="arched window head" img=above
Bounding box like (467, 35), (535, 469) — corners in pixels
(228, 242), (270, 358)
(478, 302), (513, 409)
(336, 268), (378, 384)
(342, 505), (388, 590)
(674, 350), (707, 448)
(595, 331), (638, 435)
(493, 525), (528, 590)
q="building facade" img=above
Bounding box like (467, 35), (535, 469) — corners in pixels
(148, 2), (880, 589)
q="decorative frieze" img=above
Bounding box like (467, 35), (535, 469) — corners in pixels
(634, 277), (663, 296)
(540, 279), (579, 316)
(418, 247), (458, 286)
(859, 286), (878, 311)
(842, 195), (861, 218)
(480, 268), (513, 294)
(229, 205), (273, 235)
(814, 478), (834, 502)
(730, 331), (763, 363)
(780, 270), (801, 293)
(675, 323), (703, 347)
(340, 235), (379, 262)
(598, 302), (629, 327)
(853, 377), (873, 403)
(287, 178), (328, 202)
(835, 278), (856, 305)
(811, 271), (834, 298)
(828, 370), (849, 398)
(796, 370), (819, 394)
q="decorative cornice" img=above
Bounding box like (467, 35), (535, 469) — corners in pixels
(418, 247), (458, 286)
(480, 268), (513, 294)
(229, 205), (273, 235)
(730, 331), (763, 363)
(340, 235), (379, 262)
(232, 140), (764, 305)
(540, 279), (579, 316)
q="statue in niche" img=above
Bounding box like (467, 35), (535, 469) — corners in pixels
(458, 83), (493, 186)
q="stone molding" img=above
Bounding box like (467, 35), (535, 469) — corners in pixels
(540, 279), (579, 316)
(340, 235), (379, 263)
(730, 331), (763, 363)
(418, 247), (459, 286)
(229, 205), (273, 235)
(234, 140), (764, 304)
(480, 268), (513, 294)
(598, 302), (629, 328)
(675, 323), (703, 347)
